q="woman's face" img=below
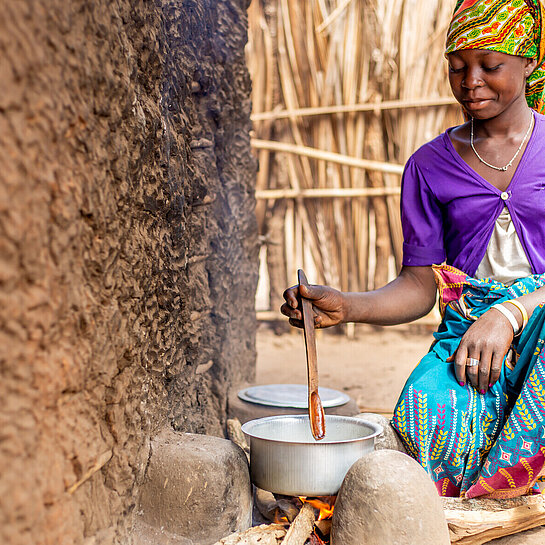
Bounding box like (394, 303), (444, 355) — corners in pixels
(447, 49), (536, 119)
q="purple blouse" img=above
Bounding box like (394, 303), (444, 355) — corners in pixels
(401, 111), (545, 276)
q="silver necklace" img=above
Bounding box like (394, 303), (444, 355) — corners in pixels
(470, 113), (534, 172)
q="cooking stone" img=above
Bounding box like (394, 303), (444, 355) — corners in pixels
(237, 384), (350, 409)
(331, 450), (450, 545)
(137, 428), (251, 544)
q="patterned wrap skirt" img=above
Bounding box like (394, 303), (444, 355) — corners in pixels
(391, 265), (545, 499)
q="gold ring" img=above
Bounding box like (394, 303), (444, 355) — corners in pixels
(466, 357), (480, 367)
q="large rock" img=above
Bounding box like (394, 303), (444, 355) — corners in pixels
(137, 428), (251, 545)
(331, 450), (450, 545)
(356, 413), (406, 453)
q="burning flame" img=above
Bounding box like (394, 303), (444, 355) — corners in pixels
(298, 495), (336, 521)
(273, 509), (289, 524)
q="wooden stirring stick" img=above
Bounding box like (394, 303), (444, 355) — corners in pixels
(298, 269), (326, 440)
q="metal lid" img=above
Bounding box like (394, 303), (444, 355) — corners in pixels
(237, 384), (350, 409)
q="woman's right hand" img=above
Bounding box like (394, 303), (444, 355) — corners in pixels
(280, 283), (346, 329)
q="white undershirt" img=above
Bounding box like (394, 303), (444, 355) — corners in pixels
(474, 206), (532, 284)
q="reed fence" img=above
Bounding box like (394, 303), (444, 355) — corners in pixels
(247, 0), (462, 315)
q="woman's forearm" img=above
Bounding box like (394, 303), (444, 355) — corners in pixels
(517, 286), (545, 315)
(501, 285), (545, 331)
(342, 266), (437, 326)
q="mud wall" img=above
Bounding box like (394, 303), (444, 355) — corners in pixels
(0, 1), (258, 544)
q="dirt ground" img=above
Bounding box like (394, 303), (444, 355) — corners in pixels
(256, 323), (435, 414)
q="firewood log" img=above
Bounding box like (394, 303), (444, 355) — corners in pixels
(442, 495), (545, 545)
(314, 519), (331, 537)
(254, 488), (303, 524)
(213, 523), (287, 545)
(255, 488), (279, 522)
(276, 499), (300, 523)
(280, 503), (315, 545)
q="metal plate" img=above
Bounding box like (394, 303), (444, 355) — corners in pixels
(237, 384), (350, 409)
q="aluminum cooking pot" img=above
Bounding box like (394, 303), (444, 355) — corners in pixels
(241, 414), (382, 496)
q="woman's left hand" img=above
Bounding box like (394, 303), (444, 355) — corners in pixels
(447, 309), (514, 393)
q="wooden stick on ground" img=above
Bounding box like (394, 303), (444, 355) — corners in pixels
(442, 495), (545, 545)
(280, 503), (315, 545)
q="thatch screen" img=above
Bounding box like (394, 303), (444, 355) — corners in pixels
(248, 0), (463, 313)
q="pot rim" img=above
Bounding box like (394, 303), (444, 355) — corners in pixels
(241, 414), (383, 445)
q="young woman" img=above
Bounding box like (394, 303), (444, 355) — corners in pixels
(281, 0), (545, 499)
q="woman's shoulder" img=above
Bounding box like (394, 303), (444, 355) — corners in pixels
(405, 127), (460, 175)
(410, 132), (448, 159)
(533, 111), (545, 134)
(521, 111), (545, 161)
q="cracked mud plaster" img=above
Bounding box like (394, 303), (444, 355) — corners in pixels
(0, 1), (258, 544)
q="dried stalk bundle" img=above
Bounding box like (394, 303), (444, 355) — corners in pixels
(247, 0), (462, 305)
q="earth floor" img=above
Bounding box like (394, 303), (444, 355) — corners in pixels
(256, 322), (434, 415)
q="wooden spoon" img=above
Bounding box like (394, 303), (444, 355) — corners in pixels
(298, 269), (326, 441)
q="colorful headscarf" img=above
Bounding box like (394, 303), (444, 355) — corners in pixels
(445, 0), (545, 114)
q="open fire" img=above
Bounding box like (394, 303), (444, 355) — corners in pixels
(301, 496), (335, 543)
(299, 496), (336, 521)
(268, 494), (336, 544)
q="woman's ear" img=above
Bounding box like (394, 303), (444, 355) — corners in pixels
(525, 57), (539, 77)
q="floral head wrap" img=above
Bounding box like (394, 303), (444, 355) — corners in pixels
(445, 0), (545, 114)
